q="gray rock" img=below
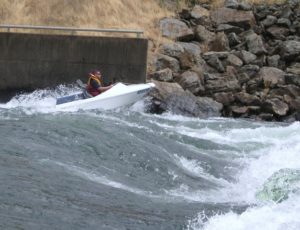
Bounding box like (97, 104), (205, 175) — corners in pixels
(160, 18), (194, 41)
(224, 0), (239, 9)
(239, 64), (260, 78)
(154, 54), (180, 72)
(261, 15), (277, 28)
(211, 7), (256, 29)
(177, 42), (203, 69)
(190, 5), (210, 19)
(194, 25), (215, 43)
(235, 92), (261, 105)
(267, 26), (290, 40)
(277, 18), (292, 28)
(238, 3), (252, 11)
(206, 56), (225, 73)
(216, 24), (244, 34)
(236, 50), (257, 64)
(213, 92), (235, 106)
(263, 98), (289, 116)
(209, 32), (230, 51)
(149, 68), (173, 82)
(159, 43), (184, 58)
(267, 55), (280, 68)
(228, 32), (241, 47)
(286, 62), (300, 75)
(177, 70), (205, 95)
(285, 74), (300, 87)
(258, 67), (285, 88)
(149, 80), (221, 117)
(281, 40), (300, 61)
(226, 54), (243, 67)
(246, 33), (267, 55)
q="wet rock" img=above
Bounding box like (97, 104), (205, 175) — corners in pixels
(149, 80), (222, 117)
(256, 168), (300, 203)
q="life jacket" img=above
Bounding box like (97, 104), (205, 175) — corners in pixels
(86, 74), (102, 96)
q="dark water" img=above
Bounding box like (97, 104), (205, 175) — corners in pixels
(1, 94), (300, 230)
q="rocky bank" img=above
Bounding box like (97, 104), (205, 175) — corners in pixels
(148, 0), (300, 122)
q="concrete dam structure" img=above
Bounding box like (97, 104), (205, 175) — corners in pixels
(0, 27), (148, 97)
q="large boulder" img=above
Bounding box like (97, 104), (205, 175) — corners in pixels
(149, 68), (173, 82)
(159, 43), (184, 58)
(148, 80), (222, 117)
(246, 33), (267, 55)
(160, 18), (194, 41)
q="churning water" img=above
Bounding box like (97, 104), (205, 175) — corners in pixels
(0, 86), (300, 230)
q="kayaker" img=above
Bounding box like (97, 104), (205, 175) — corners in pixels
(86, 70), (113, 97)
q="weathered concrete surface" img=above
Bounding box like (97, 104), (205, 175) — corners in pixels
(0, 32), (148, 91)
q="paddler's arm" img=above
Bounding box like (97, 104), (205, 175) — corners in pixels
(97, 84), (113, 93)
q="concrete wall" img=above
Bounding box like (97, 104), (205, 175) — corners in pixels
(0, 32), (148, 91)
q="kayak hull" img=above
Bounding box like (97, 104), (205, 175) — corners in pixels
(56, 82), (155, 111)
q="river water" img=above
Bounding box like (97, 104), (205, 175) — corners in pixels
(0, 86), (299, 230)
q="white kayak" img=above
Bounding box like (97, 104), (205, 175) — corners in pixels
(55, 82), (155, 111)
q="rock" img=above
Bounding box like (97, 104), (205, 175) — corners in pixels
(196, 96), (223, 117)
(235, 92), (261, 105)
(239, 64), (260, 78)
(209, 32), (230, 51)
(288, 97), (300, 112)
(159, 43), (184, 58)
(267, 26), (290, 40)
(203, 51), (229, 60)
(194, 25), (215, 43)
(177, 70), (205, 95)
(258, 67), (285, 88)
(190, 5), (210, 19)
(261, 15), (277, 27)
(226, 54), (243, 67)
(148, 80), (221, 117)
(206, 56), (225, 73)
(213, 92), (235, 106)
(236, 50), (257, 64)
(263, 98), (289, 116)
(277, 18), (292, 28)
(224, 0), (239, 9)
(160, 18), (194, 41)
(216, 24), (244, 34)
(204, 66), (241, 94)
(211, 7), (256, 29)
(177, 42), (202, 69)
(267, 55), (280, 68)
(257, 113), (274, 121)
(281, 40), (300, 61)
(238, 3), (252, 11)
(246, 33), (267, 55)
(285, 74), (300, 87)
(256, 168), (300, 203)
(149, 68), (173, 82)
(228, 32), (241, 47)
(231, 106), (249, 116)
(286, 62), (300, 75)
(153, 54), (180, 72)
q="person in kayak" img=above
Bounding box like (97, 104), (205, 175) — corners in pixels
(86, 70), (113, 97)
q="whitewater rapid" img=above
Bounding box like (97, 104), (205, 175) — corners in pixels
(0, 86), (299, 230)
